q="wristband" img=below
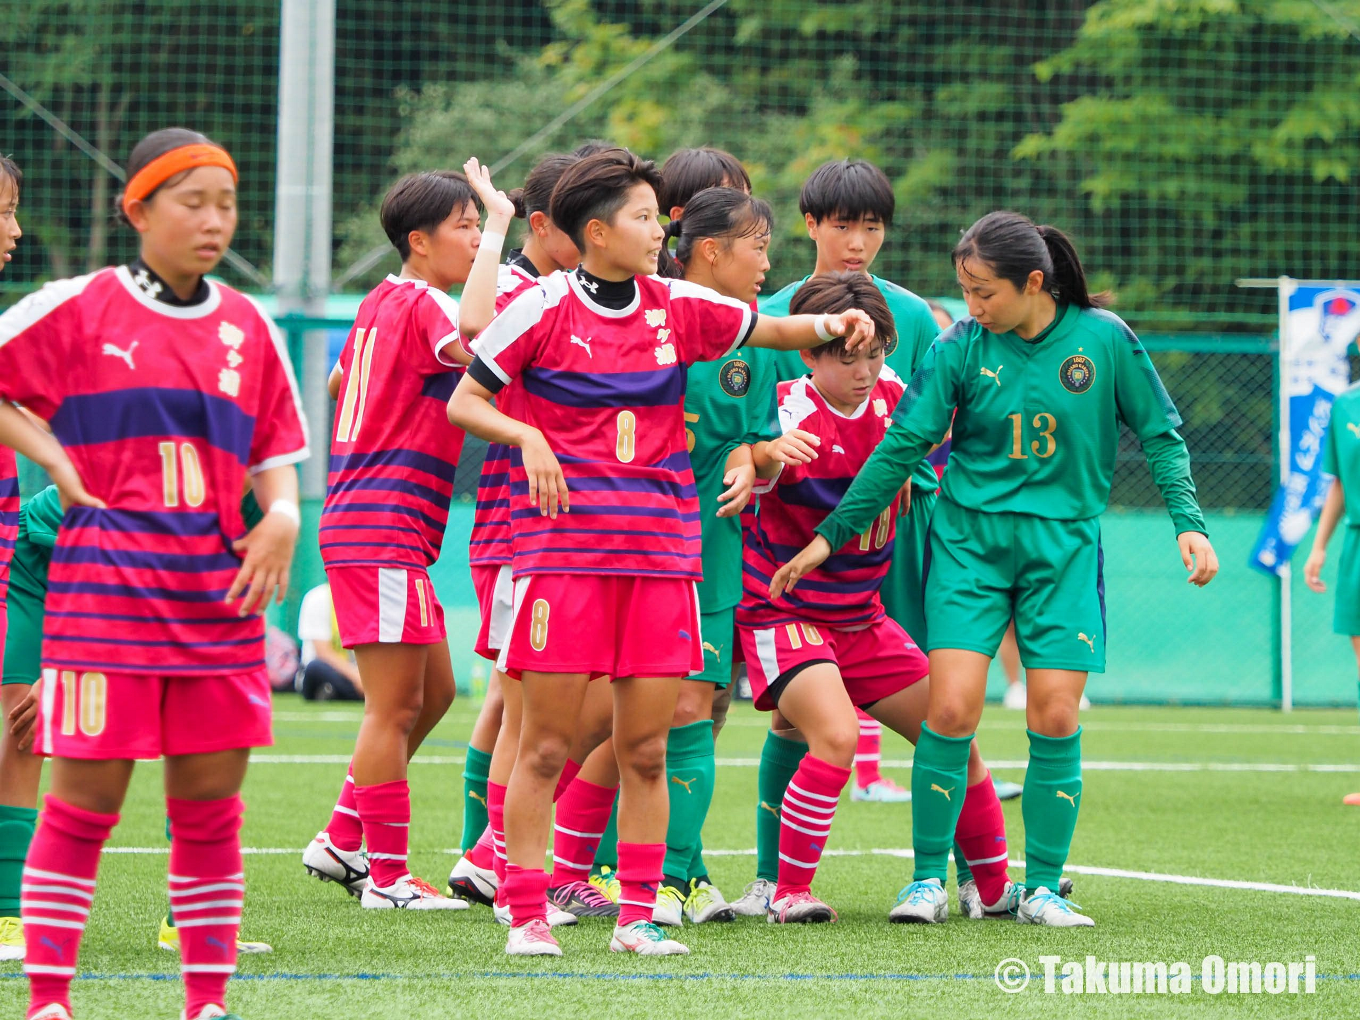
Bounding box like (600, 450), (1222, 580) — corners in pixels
(813, 314), (836, 343)
(481, 230), (507, 253)
(268, 499), (301, 526)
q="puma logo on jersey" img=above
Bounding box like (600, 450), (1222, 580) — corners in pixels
(469, 789), (488, 808)
(1056, 790), (1078, 807)
(930, 783), (954, 801)
(980, 364), (1003, 386)
(832, 444), (846, 454)
(1348, 422), (1360, 438)
(671, 776), (700, 794)
(102, 341), (139, 370)
(570, 334), (593, 357)
(702, 641), (722, 661)
(759, 800), (781, 819)
(1077, 632), (1095, 652)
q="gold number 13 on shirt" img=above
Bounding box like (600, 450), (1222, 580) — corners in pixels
(529, 599), (550, 651)
(159, 441), (206, 507)
(616, 410), (637, 463)
(1007, 413), (1058, 460)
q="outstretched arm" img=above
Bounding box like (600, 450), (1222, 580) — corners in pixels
(746, 309), (876, 352)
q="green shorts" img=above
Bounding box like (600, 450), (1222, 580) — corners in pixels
(2, 533), (50, 686)
(925, 497), (1106, 673)
(1333, 528), (1360, 636)
(694, 606), (734, 688)
(879, 486), (936, 649)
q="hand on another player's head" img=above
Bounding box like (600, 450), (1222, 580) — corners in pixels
(717, 461), (757, 518)
(768, 429), (821, 466)
(1178, 531), (1218, 587)
(463, 157), (516, 222)
(830, 308), (876, 352)
(227, 512), (299, 617)
(1304, 548), (1327, 593)
(769, 535), (832, 599)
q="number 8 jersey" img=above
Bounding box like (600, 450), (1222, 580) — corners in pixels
(0, 266), (309, 675)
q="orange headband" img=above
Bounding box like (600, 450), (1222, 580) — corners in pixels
(121, 144), (238, 215)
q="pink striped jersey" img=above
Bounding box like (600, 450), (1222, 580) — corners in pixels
(0, 266), (309, 675)
(468, 269), (756, 580)
(0, 448), (16, 619)
(468, 257), (539, 568)
(321, 275), (468, 570)
(739, 369), (906, 628)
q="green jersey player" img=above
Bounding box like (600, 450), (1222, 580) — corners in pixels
(771, 212), (1218, 927)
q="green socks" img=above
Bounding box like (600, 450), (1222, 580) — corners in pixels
(460, 745), (493, 853)
(911, 723), (972, 882)
(594, 796), (620, 872)
(0, 805), (37, 917)
(662, 720), (715, 883)
(1022, 728), (1082, 892)
(755, 729), (808, 883)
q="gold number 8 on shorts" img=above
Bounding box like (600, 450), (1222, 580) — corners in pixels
(529, 599), (551, 651)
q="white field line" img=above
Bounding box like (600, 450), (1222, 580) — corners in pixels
(98, 846), (1360, 902)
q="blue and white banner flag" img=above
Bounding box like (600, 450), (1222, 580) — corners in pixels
(1251, 283), (1360, 575)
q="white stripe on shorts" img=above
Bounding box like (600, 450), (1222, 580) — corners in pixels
(378, 568), (408, 642)
(753, 628), (780, 689)
(487, 564), (514, 654)
(497, 577), (533, 673)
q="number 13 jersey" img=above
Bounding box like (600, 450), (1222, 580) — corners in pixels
(0, 266), (309, 675)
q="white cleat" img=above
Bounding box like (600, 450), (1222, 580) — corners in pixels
(1017, 886), (1094, 927)
(888, 877), (949, 923)
(505, 918), (562, 957)
(767, 890), (837, 924)
(851, 778), (912, 803)
(182, 1007), (231, 1020)
(610, 920), (690, 955)
(0, 915), (23, 960)
(447, 854), (498, 906)
(1002, 683), (1027, 710)
(493, 901), (578, 927)
(30, 1007), (73, 1020)
(730, 878), (776, 917)
(302, 831), (369, 897)
(360, 874), (470, 910)
(958, 878), (1022, 919)
(683, 879), (735, 923)
(652, 884), (685, 927)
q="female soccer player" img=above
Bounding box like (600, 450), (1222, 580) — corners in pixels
(0, 127), (309, 1020)
(447, 147), (876, 957)
(771, 211), (1218, 927)
(1304, 391), (1360, 804)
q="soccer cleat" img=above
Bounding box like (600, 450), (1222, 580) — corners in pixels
(181, 1007), (244, 1020)
(1002, 683), (1027, 710)
(958, 879), (1022, 919)
(447, 854), (498, 906)
(683, 878), (735, 923)
(730, 878), (776, 917)
(767, 890), (837, 924)
(888, 877), (948, 923)
(548, 879), (619, 918)
(0, 915), (23, 961)
(1059, 877), (1074, 899)
(505, 918), (562, 957)
(158, 916), (273, 954)
(991, 777), (1024, 801)
(652, 883), (686, 927)
(609, 920), (690, 955)
(588, 866), (620, 904)
(493, 901), (578, 927)
(301, 831), (369, 897)
(30, 1007), (73, 1020)
(851, 777), (912, 802)
(360, 874), (470, 910)
(1017, 886), (1094, 927)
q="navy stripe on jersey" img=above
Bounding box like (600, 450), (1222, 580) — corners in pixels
(49, 387), (255, 462)
(777, 476), (853, 512)
(64, 507), (225, 538)
(330, 448), (459, 483)
(420, 373), (460, 403)
(520, 365), (686, 409)
(325, 474), (450, 506)
(50, 546), (242, 573)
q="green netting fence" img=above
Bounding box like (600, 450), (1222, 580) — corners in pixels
(5, 0), (1360, 705)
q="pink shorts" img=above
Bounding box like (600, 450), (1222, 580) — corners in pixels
(498, 574), (703, 681)
(327, 565), (446, 647)
(35, 668), (274, 760)
(737, 615), (928, 712)
(472, 564), (514, 661)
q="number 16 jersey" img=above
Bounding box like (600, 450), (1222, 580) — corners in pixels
(0, 267), (309, 675)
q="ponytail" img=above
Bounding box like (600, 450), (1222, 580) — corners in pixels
(656, 218), (687, 279)
(954, 211), (1111, 309)
(658, 187), (773, 281)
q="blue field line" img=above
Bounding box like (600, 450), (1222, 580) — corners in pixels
(1, 971), (1357, 983)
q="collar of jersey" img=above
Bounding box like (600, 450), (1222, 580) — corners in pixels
(568, 269), (640, 318)
(1009, 301), (1075, 349)
(798, 376), (871, 420)
(115, 264), (222, 320)
(386, 273), (431, 289)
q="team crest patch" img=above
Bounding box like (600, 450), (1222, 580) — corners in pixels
(883, 334), (898, 357)
(720, 359), (751, 397)
(1060, 354), (1095, 394)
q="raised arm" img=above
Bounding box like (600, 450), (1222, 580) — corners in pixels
(456, 157), (517, 342)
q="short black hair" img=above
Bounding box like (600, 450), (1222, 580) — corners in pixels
(509, 153), (580, 221)
(658, 147), (750, 212)
(116, 127), (222, 227)
(549, 148), (663, 250)
(0, 155), (21, 194)
(799, 158), (895, 228)
(788, 271), (895, 358)
(380, 171), (482, 261)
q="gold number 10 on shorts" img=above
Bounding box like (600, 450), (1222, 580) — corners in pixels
(58, 670), (108, 737)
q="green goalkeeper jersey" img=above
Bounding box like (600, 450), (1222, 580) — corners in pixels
(685, 346), (780, 613)
(1322, 383), (1360, 526)
(761, 273), (941, 491)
